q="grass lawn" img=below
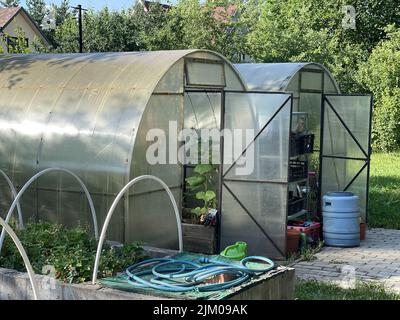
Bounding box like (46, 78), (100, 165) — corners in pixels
(295, 279), (400, 300)
(368, 152), (400, 229)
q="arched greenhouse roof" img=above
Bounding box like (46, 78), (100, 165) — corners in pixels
(0, 50), (244, 187)
(0, 50), (245, 244)
(234, 62), (340, 93)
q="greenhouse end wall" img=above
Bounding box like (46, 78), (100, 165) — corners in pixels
(126, 52), (245, 249)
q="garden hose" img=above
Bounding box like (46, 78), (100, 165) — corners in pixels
(125, 256), (275, 292)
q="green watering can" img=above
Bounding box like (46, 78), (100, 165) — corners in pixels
(220, 241), (247, 260)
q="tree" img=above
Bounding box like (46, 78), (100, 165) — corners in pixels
(345, 0), (400, 52)
(54, 0), (71, 26)
(0, 0), (20, 7)
(26, 0), (46, 26)
(246, 0), (368, 92)
(53, 15), (78, 53)
(150, 0), (248, 62)
(132, 1), (175, 51)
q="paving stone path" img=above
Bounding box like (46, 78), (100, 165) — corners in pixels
(293, 228), (400, 293)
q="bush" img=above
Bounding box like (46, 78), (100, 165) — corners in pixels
(0, 221), (146, 283)
(358, 25), (400, 151)
(371, 89), (400, 152)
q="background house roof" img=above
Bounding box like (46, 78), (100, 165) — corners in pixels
(0, 6), (20, 30)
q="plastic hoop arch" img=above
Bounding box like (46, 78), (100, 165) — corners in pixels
(0, 169), (24, 229)
(92, 175), (183, 284)
(0, 216), (39, 299)
(0, 168), (99, 253)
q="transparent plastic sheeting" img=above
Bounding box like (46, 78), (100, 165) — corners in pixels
(323, 95), (371, 158)
(321, 95), (372, 221)
(184, 92), (221, 130)
(234, 63), (340, 153)
(0, 51), (246, 248)
(221, 92), (292, 260)
(234, 63), (340, 93)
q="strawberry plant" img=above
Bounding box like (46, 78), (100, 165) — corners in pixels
(0, 220), (146, 283)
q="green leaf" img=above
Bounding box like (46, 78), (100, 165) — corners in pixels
(190, 207), (202, 217)
(185, 175), (206, 187)
(196, 191), (205, 200)
(204, 190), (216, 202)
(194, 164), (214, 175)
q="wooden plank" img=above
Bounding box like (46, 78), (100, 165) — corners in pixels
(182, 223), (215, 240)
(182, 223), (216, 254)
(183, 237), (215, 254)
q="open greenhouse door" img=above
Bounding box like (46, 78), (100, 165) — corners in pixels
(320, 94), (372, 222)
(220, 92), (293, 260)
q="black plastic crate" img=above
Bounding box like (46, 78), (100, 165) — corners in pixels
(290, 133), (315, 156)
(289, 160), (308, 182)
(288, 197), (306, 215)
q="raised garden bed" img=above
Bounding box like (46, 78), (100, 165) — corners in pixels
(0, 248), (295, 300)
(0, 221), (145, 284)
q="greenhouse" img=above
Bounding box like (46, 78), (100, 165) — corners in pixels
(235, 63), (372, 256)
(0, 51), (372, 263)
(235, 63), (372, 218)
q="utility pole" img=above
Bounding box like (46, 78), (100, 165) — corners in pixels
(72, 4), (87, 53)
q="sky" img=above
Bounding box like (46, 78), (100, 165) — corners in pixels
(19, 0), (168, 11)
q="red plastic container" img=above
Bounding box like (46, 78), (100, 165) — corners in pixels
(287, 229), (300, 253)
(287, 221), (321, 242)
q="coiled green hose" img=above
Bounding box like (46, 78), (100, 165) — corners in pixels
(125, 256), (275, 292)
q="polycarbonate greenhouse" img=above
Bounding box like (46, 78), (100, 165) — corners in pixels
(235, 63), (372, 224)
(0, 51), (372, 260)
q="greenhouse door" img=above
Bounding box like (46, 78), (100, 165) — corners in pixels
(220, 91), (293, 259)
(320, 94), (372, 222)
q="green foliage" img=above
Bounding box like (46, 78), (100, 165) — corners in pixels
(296, 279), (400, 300)
(345, 0), (400, 52)
(185, 160), (218, 220)
(358, 26), (400, 151)
(0, 221), (146, 283)
(53, 16), (79, 53)
(133, 1), (173, 51)
(51, 0), (249, 61)
(26, 0), (46, 26)
(83, 7), (139, 52)
(246, 0), (367, 92)
(54, 5), (144, 53)
(0, 0), (19, 7)
(299, 241), (323, 262)
(162, 0), (249, 62)
(54, 0), (71, 26)
(3, 27), (31, 54)
(193, 190), (216, 217)
(31, 35), (50, 53)
(194, 164), (214, 175)
(185, 175), (206, 188)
